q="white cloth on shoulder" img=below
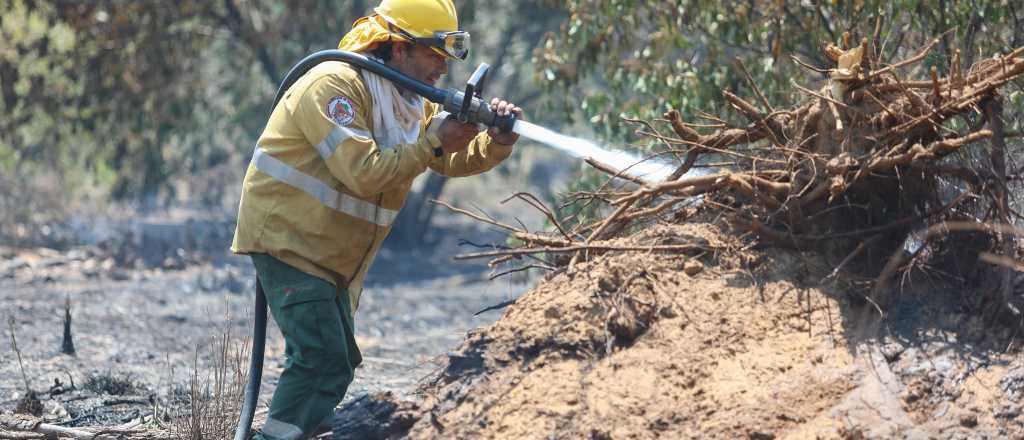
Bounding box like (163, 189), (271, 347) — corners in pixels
(360, 57), (424, 149)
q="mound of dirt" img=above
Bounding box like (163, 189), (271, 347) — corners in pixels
(331, 222), (1023, 439)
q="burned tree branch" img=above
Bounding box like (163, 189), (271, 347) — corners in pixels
(444, 38), (1024, 313)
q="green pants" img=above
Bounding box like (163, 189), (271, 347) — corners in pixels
(250, 254), (362, 440)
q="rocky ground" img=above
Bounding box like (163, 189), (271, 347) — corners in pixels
(0, 141), (573, 438)
(0, 215), (528, 435)
(3, 173), (1023, 438)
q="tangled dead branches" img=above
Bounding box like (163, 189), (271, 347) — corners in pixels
(442, 34), (1024, 315)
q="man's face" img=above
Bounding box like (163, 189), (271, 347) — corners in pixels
(390, 43), (449, 87)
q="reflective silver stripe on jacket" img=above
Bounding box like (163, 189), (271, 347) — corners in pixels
(251, 147), (398, 227)
(313, 125), (372, 159)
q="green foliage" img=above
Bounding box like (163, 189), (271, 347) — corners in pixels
(3, 2), (207, 201)
(7, 0), (1022, 226)
(536, 0), (1023, 137)
(1, 0), (563, 211)
(0, 1), (363, 204)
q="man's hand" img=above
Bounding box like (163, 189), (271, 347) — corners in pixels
(437, 117), (482, 154)
(488, 98), (522, 145)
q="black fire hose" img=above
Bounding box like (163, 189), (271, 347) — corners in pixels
(234, 279), (267, 440)
(271, 50), (516, 131)
(234, 50), (516, 440)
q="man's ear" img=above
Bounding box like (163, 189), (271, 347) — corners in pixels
(390, 42), (408, 62)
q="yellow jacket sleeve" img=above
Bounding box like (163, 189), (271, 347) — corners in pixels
(424, 111), (514, 177)
(288, 74), (442, 197)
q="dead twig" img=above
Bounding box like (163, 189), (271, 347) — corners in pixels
(867, 37), (940, 80)
(431, 199), (520, 233)
(501, 192), (575, 241)
(584, 158), (650, 187)
(7, 317), (31, 394)
(489, 264), (557, 280)
(474, 298), (518, 316)
(454, 243), (713, 261)
(820, 234), (884, 284)
(0, 414), (140, 440)
(735, 57), (775, 113)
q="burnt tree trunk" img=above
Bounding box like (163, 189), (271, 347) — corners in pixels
(392, 173), (448, 247)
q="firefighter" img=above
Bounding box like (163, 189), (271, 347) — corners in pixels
(230, 0), (521, 438)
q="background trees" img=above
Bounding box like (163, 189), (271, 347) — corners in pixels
(3, 1), (1021, 245)
(535, 0), (1024, 135)
(531, 0), (1024, 232)
(1, 0), (562, 245)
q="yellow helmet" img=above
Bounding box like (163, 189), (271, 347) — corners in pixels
(375, 0), (469, 60)
(375, 0), (458, 36)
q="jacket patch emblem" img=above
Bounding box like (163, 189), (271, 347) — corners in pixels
(327, 96), (355, 126)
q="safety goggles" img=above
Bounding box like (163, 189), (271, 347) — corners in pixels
(391, 25), (470, 60)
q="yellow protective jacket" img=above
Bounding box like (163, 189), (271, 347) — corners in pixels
(231, 60), (513, 311)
